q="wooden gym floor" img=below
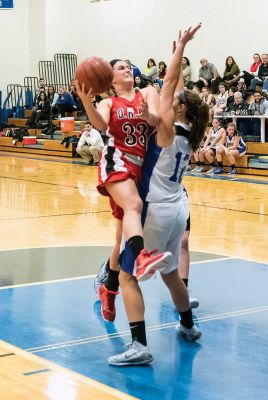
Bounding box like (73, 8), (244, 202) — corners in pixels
(0, 152), (267, 399)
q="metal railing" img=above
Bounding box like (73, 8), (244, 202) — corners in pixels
(24, 77), (39, 108)
(38, 61), (55, 87)
(54, 54), (77, 88)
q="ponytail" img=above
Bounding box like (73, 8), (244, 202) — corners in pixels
(184, 90), (209, 152)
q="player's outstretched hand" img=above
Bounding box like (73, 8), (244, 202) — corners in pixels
(173, 23), (202, 53)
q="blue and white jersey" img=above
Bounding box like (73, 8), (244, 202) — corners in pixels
(226, 134), (247, 153)
(139, 123), (191, 203)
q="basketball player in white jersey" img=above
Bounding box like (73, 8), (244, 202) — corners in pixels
(101, 24), (209, 366)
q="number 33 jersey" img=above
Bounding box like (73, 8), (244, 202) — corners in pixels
(139, 123), (192, 203)
(107, 91), (155, 158)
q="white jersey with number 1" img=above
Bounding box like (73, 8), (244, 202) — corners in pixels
(139, 122), (192, 204)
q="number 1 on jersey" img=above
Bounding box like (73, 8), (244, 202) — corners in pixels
(169, 152), (189, 183)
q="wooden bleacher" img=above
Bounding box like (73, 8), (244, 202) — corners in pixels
(1, 110), (268, 174)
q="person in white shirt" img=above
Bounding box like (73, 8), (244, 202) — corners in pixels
(76, 121), (104, 165)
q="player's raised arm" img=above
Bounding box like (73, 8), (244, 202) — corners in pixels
(158, 23), (202, 145)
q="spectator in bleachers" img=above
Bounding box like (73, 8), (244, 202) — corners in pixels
(28, 92), (50, 128)
(36, 88), (46, 104)
(226, 86), (236, 108)
(232, 53), (262, 87)
(134, 76), (147, 89)
(226, 91), (250, 134)
(236, 78), (249, 100)
(249, 54), (268, 92)
(195, 58), (221, 94)
(212, 82), (228, 115)
(182, 57), (192, 87)
(125, 59), (141, 80)
(76, 121), (104, 165)
(143, 58), (159, 83)
(214, 122), (246, 175)
(248, 92), (268, 135)
(47, 86), (58, 105)
(158, 61), (167, 80)
(200, 87), (216, 108)
(204, 118), (225, 173)
(39, 78), (46, 90)
(56, 87), (77, 117)
(223, 56), (240, 86)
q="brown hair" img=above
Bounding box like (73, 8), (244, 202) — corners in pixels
(179, 90), (209, 151)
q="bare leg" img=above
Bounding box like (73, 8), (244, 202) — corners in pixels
(105, 179), (143, 240)
(119, 271), (145, 322)
(161, 269), (190, 312)
(178, 231), (190, 280)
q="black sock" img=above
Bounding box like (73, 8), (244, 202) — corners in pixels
(231, 164), (235, 169)
(218, 161), (223, 167)
(127, 235), (144, 259)
(130, 321), (147, 346)
(210, 162), (215, 167)
(179, 308), (194, 329)
(105, 269), (119, 292)
(200, 162), (205, 166)
(182, 278), (188, 287)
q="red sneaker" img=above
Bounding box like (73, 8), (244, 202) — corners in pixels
(97, 284), (119, 322)
(136, 249), (172, 282)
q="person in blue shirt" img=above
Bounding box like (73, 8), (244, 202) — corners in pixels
(56, 87), (77, 117)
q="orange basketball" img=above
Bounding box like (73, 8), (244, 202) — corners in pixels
(75, 56), (114, 95)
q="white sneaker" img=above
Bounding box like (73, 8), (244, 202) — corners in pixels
(176, 323), (202, 342)
(195, 166), (205, 173)
(206, 167), (215, 174)
(191, 166), (200, 172)
(189, 297), (199, 309)
(108, 341), (153, 366)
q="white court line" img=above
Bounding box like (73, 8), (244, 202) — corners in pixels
(0, 274), (96, 290)
(0, 257), (232, 290)
(27, 305), (268, 354)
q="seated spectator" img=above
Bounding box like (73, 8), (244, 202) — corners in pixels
(212, 83), (229, 115)
(192, 86), (201, 96)
(36, 88), (47, 104)
(76, 121), (104, 165)
(158, 61), (167, 80)
(28, 92), (51, 128)
(125, 59), (141, 79)
(39, 78), (46, 90)
(69, 84), (85, 112)
(236, 78), (249, 101)
(204, 118), (225, 173)
(233, 53), (262, 87)
(223, 56), (240, 86)
(47, 86), (59, 106)
(143, 58), (158, 83)
(226, 91), (250, 134)
(200, 87), (216, 108)
(248, 92), (268, 135)
(56, 87), (77, 117)
(182, 57), (192, 87)
(226, 86), (236, 108)
(249, 54), (268, 92)
(134, 75), (147, 89)
(214, 122), (246, 175)
(195, 58), (221, 94)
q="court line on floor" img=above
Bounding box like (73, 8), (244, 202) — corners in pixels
(0, 256), (233, 290)
(26, 305), (268, 353)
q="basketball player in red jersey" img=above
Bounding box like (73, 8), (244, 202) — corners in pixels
(75, 60), (171, 321)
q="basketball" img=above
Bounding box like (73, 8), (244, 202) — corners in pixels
(75, 56), (114, 95)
